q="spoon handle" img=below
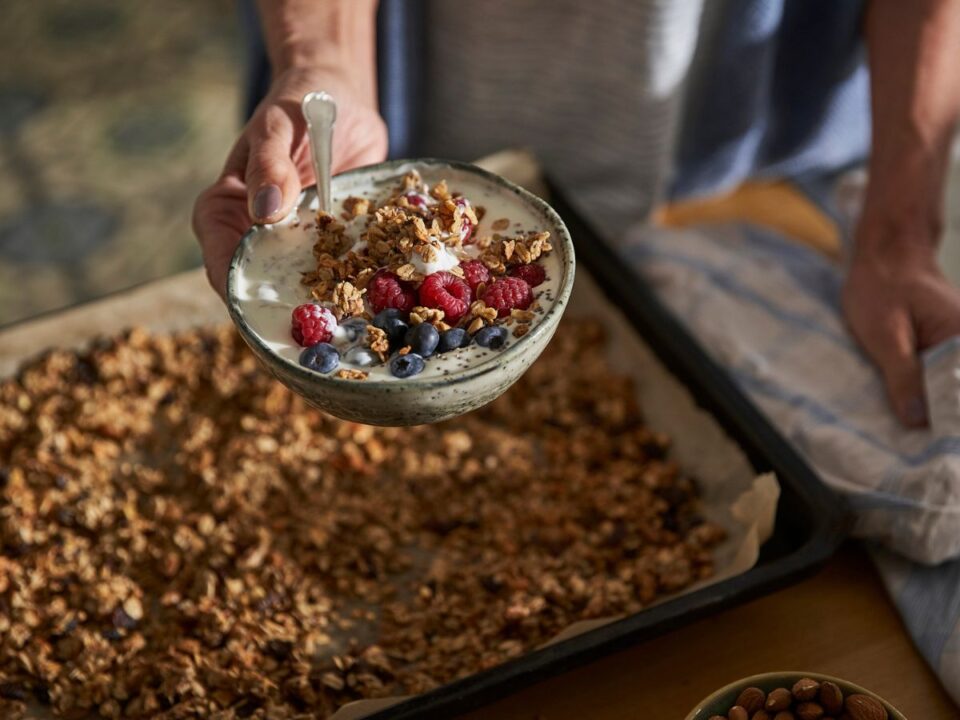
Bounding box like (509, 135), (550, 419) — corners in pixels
(301, 91), (337, 213)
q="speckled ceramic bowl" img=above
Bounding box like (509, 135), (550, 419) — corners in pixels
(685, 672), (906, 720)
(226, 159), (575, 426)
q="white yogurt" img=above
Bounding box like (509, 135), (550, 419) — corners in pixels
(410, 242), (460, 276)
(235, 166), (563, 380)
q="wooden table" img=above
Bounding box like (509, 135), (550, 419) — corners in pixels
(459, 545), (957, 719)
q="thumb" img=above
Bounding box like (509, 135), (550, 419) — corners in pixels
(245, 132), (302, 223)
(865, 312), (928, 428)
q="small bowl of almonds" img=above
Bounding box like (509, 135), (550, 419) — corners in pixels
(685, 672), (906, 720)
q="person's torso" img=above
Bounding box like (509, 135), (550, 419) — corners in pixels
(419, 0), (870, 241)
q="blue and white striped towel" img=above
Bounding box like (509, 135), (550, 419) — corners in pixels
(624, 219), (960, 703)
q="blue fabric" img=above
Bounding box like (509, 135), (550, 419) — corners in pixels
(625, 210), (960, 704)
(237, 0), (269, 122)
(672, 0), (870, 199)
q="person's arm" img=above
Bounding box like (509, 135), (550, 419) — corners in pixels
(193, 0), (386, 298)
(259, 0), (379, 107)
(843, 0), (960, 427)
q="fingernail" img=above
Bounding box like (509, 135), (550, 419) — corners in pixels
(253, 184), (282, 220)
(904, 395), (928, 427)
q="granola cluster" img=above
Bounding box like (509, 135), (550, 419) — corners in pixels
(301, 172), (485, 315)
(289, 171), (555, 378)
(0, 321), (724, 719)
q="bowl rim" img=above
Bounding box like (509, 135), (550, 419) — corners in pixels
(684, 671), (906, 720)
(225, 157), (575, 390)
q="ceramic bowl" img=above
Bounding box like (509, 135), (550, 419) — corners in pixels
(685, 672), (906, 720)
(226, 158), (575, 426)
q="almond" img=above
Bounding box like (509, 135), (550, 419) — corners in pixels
(792, 677), (820, 701)
(819, 682), (844, 715)
(735, 687), (766, 714)
(845, 694), (888, 720)
(729, 706), (749, 720)
(796, 701), (824, 720)
(766, 688), (793, 712)
(753, 713), (772, 720)
(773, 713), (795, 720)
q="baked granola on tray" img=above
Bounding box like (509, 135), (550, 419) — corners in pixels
(0, 320), (724, 719)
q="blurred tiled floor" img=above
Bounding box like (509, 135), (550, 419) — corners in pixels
(0, 0), (242, 325)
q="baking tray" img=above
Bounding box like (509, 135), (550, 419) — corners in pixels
(0, 185), (847, 720)
(352, 186), (848, 720)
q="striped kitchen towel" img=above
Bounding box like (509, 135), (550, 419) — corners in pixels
(623, 217), (960, 703)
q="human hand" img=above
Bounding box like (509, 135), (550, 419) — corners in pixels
(842, 223), (960, 428)
(192, 66), (387, 298)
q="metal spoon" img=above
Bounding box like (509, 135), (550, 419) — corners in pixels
(301, 91), (337, 213)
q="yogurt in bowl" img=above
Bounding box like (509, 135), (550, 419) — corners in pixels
(227, 159), (575, 426)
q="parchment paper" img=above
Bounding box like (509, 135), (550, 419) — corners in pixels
(0, 151), (778, 720)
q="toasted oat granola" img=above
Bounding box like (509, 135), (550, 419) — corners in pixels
(0, 321), (724, 719)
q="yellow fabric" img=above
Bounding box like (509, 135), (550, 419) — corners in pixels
(654, 180), (842, 259)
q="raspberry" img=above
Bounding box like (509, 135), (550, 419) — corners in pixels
(418, 271), (472, 323)
(404, 191), (431, 209)
(509, 263), (546, 288)
(459, 260), (490, 292)
(291, 304), (337, 346)
(481, 277), (533, 318)
(454, 197), (475, 243)
(404, 191), (432, 212)
(367, 271), (416, 314)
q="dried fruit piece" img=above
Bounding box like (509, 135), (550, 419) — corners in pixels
(728, 706), (748, 720)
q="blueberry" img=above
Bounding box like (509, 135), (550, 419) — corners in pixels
(338, 316), (368, 343)
(372, 308), (404, 329)
(299, 343), (340, 373)
(390, 352), (425, 378)
(404, 323), (440, 358)
(372, 309), (412, 349)
(474, 325), (508, 349)
(437, 328), (469, 353)
(344, 346), (378, 367)
(382, 317), (409, 350)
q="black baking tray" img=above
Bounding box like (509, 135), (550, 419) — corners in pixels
(359, 185), (848, 719)
(0, 182), (848, 719)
